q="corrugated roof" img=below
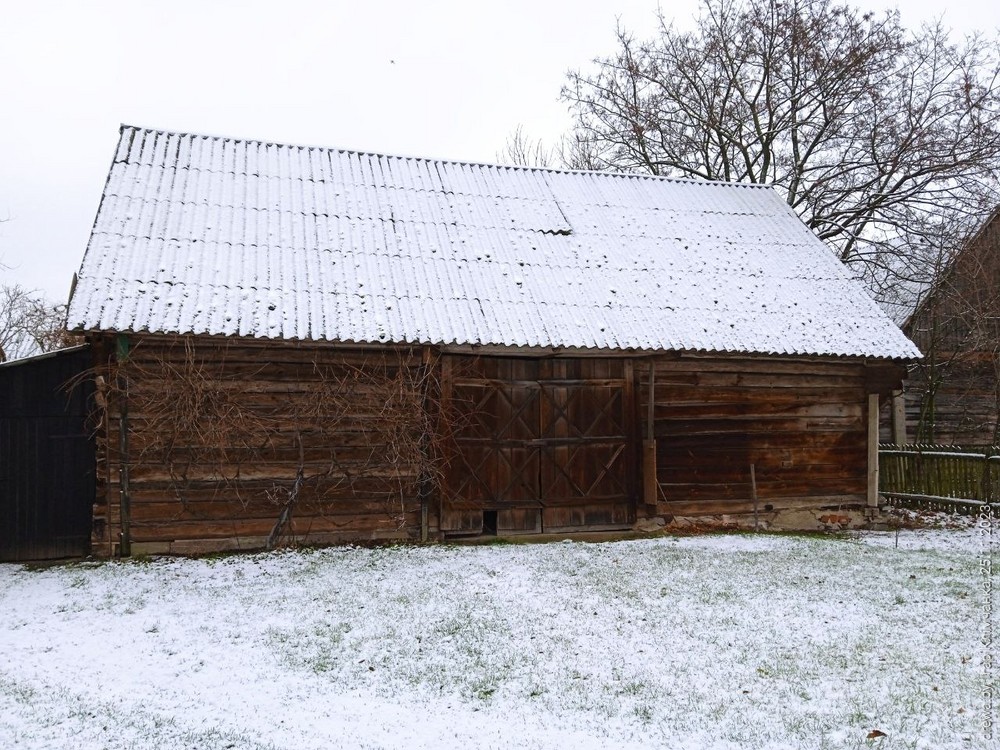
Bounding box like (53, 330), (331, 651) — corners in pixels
(67, 125), (920, 360)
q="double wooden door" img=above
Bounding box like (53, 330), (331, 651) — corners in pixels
(441, 357), (635, 534)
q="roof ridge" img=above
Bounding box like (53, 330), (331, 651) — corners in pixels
(117, 123), (775, 190)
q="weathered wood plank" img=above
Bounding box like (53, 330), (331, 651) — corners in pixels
(97, 335), (427, 552)
(657, 494), (864, 516)
(647, 356), (870, 508)
(867, 393), (879, 507)
(129, 512), (419, 542)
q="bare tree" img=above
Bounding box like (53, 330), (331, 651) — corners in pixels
(497, 126), (605, 172)
(497, 125), (555, 168)
(561, 0), (1000, 294)
(0, 284), (78, 362)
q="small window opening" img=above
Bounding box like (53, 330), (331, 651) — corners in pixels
(482, 510), (498, 536)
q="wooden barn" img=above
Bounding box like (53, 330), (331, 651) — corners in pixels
(65, 125), (919, 557)
(882, 208), (1000, 446)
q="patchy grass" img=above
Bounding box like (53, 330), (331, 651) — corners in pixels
(0, 528), (992, 749)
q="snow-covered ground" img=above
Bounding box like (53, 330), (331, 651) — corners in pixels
(0, 527), (994, 750)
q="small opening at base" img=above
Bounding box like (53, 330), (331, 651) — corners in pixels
(482, 510), (498, 536)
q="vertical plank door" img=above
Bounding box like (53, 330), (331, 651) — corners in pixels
(441, 356), (635, 534)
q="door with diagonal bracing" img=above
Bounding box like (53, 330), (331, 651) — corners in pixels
(441, 357), (636, 534)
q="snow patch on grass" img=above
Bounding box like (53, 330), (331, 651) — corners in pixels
(0, 531), (988, 749)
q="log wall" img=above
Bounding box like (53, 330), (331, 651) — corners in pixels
(92, 335), (426, 556)
(881, 357), (1000, 446)
(88, 334), (901, 555)
(641, 357), (877, 519)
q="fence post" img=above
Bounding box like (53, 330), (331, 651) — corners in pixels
(116, 334), (131, 558)
(891, 390), (907, 444)
(987, 449), (997, 504)
(878, 444), (995, 510)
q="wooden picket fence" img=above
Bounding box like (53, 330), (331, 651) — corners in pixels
(879, 444), (1000, 512)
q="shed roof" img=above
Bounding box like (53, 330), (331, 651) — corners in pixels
(67, 125), (920, 360)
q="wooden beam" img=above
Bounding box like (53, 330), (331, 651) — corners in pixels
(643, 364), (658, 509)
(622, 359), (638, 518)
(116, 334), (132, 557)
(891, 390), (907, 445)
(418, 346), (433, 543)
(867, 393), (880, 508)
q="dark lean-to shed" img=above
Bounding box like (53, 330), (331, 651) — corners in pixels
(66, 125), (920, 556)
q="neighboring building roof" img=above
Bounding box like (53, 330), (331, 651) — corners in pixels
(67, 125), (920, 360)
(889, 205), (1000, 331)
(876, 275), (935, 329)
(862, 239), (941, 328)
(0, 345), (89, 370)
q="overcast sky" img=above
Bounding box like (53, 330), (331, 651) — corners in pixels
(2, 0), (998, 304)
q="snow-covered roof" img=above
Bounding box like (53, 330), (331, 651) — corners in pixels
(67, 125), (920, 360)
